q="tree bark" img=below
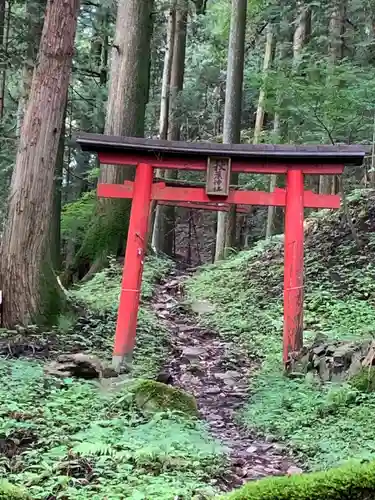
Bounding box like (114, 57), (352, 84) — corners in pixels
(77, 0), (154, 271)
(17, 0), (47, 135)
(215, 0), (247, 261)
(0, 0), (10, 120)
(51, 102), (67, 271)
(0, 0), (80, 327)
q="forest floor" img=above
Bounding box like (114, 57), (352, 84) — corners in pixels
(187, 189), (375, 471)
(2, 189), (375, 499)
(152, 270), (297, 490)
(0, 257), (241, 500)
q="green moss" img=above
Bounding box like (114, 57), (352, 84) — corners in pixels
(131, 379), (198, 417)
(349, 367), (375, 393)
(77, 199), (130, 263)
(221, 461), (375, 499)
(0, 480), (28, 499)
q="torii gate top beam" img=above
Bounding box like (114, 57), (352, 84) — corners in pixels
(77, 134), (365, 176)
(77, 133), (365, 166)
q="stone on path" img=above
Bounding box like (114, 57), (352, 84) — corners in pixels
(44, 353), (118, 380)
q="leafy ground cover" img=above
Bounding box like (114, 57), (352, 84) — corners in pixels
(221, 460), (375, 500)
(0, 256), (225, 499)
(186, 189), (375, 471)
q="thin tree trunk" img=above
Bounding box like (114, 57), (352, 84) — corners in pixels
(253, 24), (274, 144)
(0, 0), (80, 327)
(151, 2), (176, 253)
(266, 14), (307, 239)
(160, 4), (176, 141)
(293, 2), (311, 65)
(162, 1), (188, 256)
(77, 0), (154, 271)
(17, 0), (47, 135)
(266, 88), (282, 239)
(320, 0), (346, 193)
(0, 0), (10, 120)
(215, 0), (247, 261)
(254, 24), (275, 240)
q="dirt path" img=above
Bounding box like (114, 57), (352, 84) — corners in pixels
(152, 269), (299, 492)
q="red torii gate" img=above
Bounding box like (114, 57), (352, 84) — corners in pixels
(77, 134), (364, 371)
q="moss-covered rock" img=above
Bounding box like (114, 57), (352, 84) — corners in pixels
(221, 461), (375, 499)
(131, 379), (198, 417)
(349, 367), (375, 392)
(0, 480), (28, 499)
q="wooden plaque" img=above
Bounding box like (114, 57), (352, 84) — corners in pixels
(206, 156), (231, 196)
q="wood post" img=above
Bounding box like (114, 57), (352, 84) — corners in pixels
(112, 163), (153, 372)
(283, 168), (304, 363)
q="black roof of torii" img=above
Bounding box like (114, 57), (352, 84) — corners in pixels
(76, 133), (365, 165)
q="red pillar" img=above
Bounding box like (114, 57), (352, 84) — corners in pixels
(283, 168), (304, 364)
(113, 163), (153, 371)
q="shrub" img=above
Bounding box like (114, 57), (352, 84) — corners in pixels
(0, 481), (28, 499)
(349, 367), (375, 393)
(222, 461), (375, 499)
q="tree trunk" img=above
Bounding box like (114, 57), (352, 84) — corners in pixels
(266, 15), (306, 239)
(253, 24), (274, 144)
(293, 2), (311, 65)
(162, 1), (188, 256)
(91, 5), (109, 131)
(0, 0), (5, 119)
(254, 24), (275, 241)
(215, 0), (247, 261)
(77, 0), (154, 271)
(328, 0), (346, 63)
(0, 0), (80, 327)
(51, 102), (67, 271)
(151, 2), (176, 253)
(0, 0), (10, 120)
(160, 4), (176, 141)
(17, 0), (47, 135)
(320, 0), (346, 193)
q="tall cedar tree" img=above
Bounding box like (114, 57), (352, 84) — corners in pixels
(0, 0), (80, 326)
(215, 0), (247, 261)
(75, 0), (154, 277)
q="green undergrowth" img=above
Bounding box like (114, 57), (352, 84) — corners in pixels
(0, 360), (224, 499)
(0, 256), (226, 498)
(187, 189), (375, 470)
(222, 460), (375, 499)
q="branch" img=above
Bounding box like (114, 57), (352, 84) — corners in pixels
(310, 104), (335, 145)
(245, 22), (269, 54)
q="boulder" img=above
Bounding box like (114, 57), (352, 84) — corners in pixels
(130, 379), (198, 417)
(287, 339), (375, 384)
